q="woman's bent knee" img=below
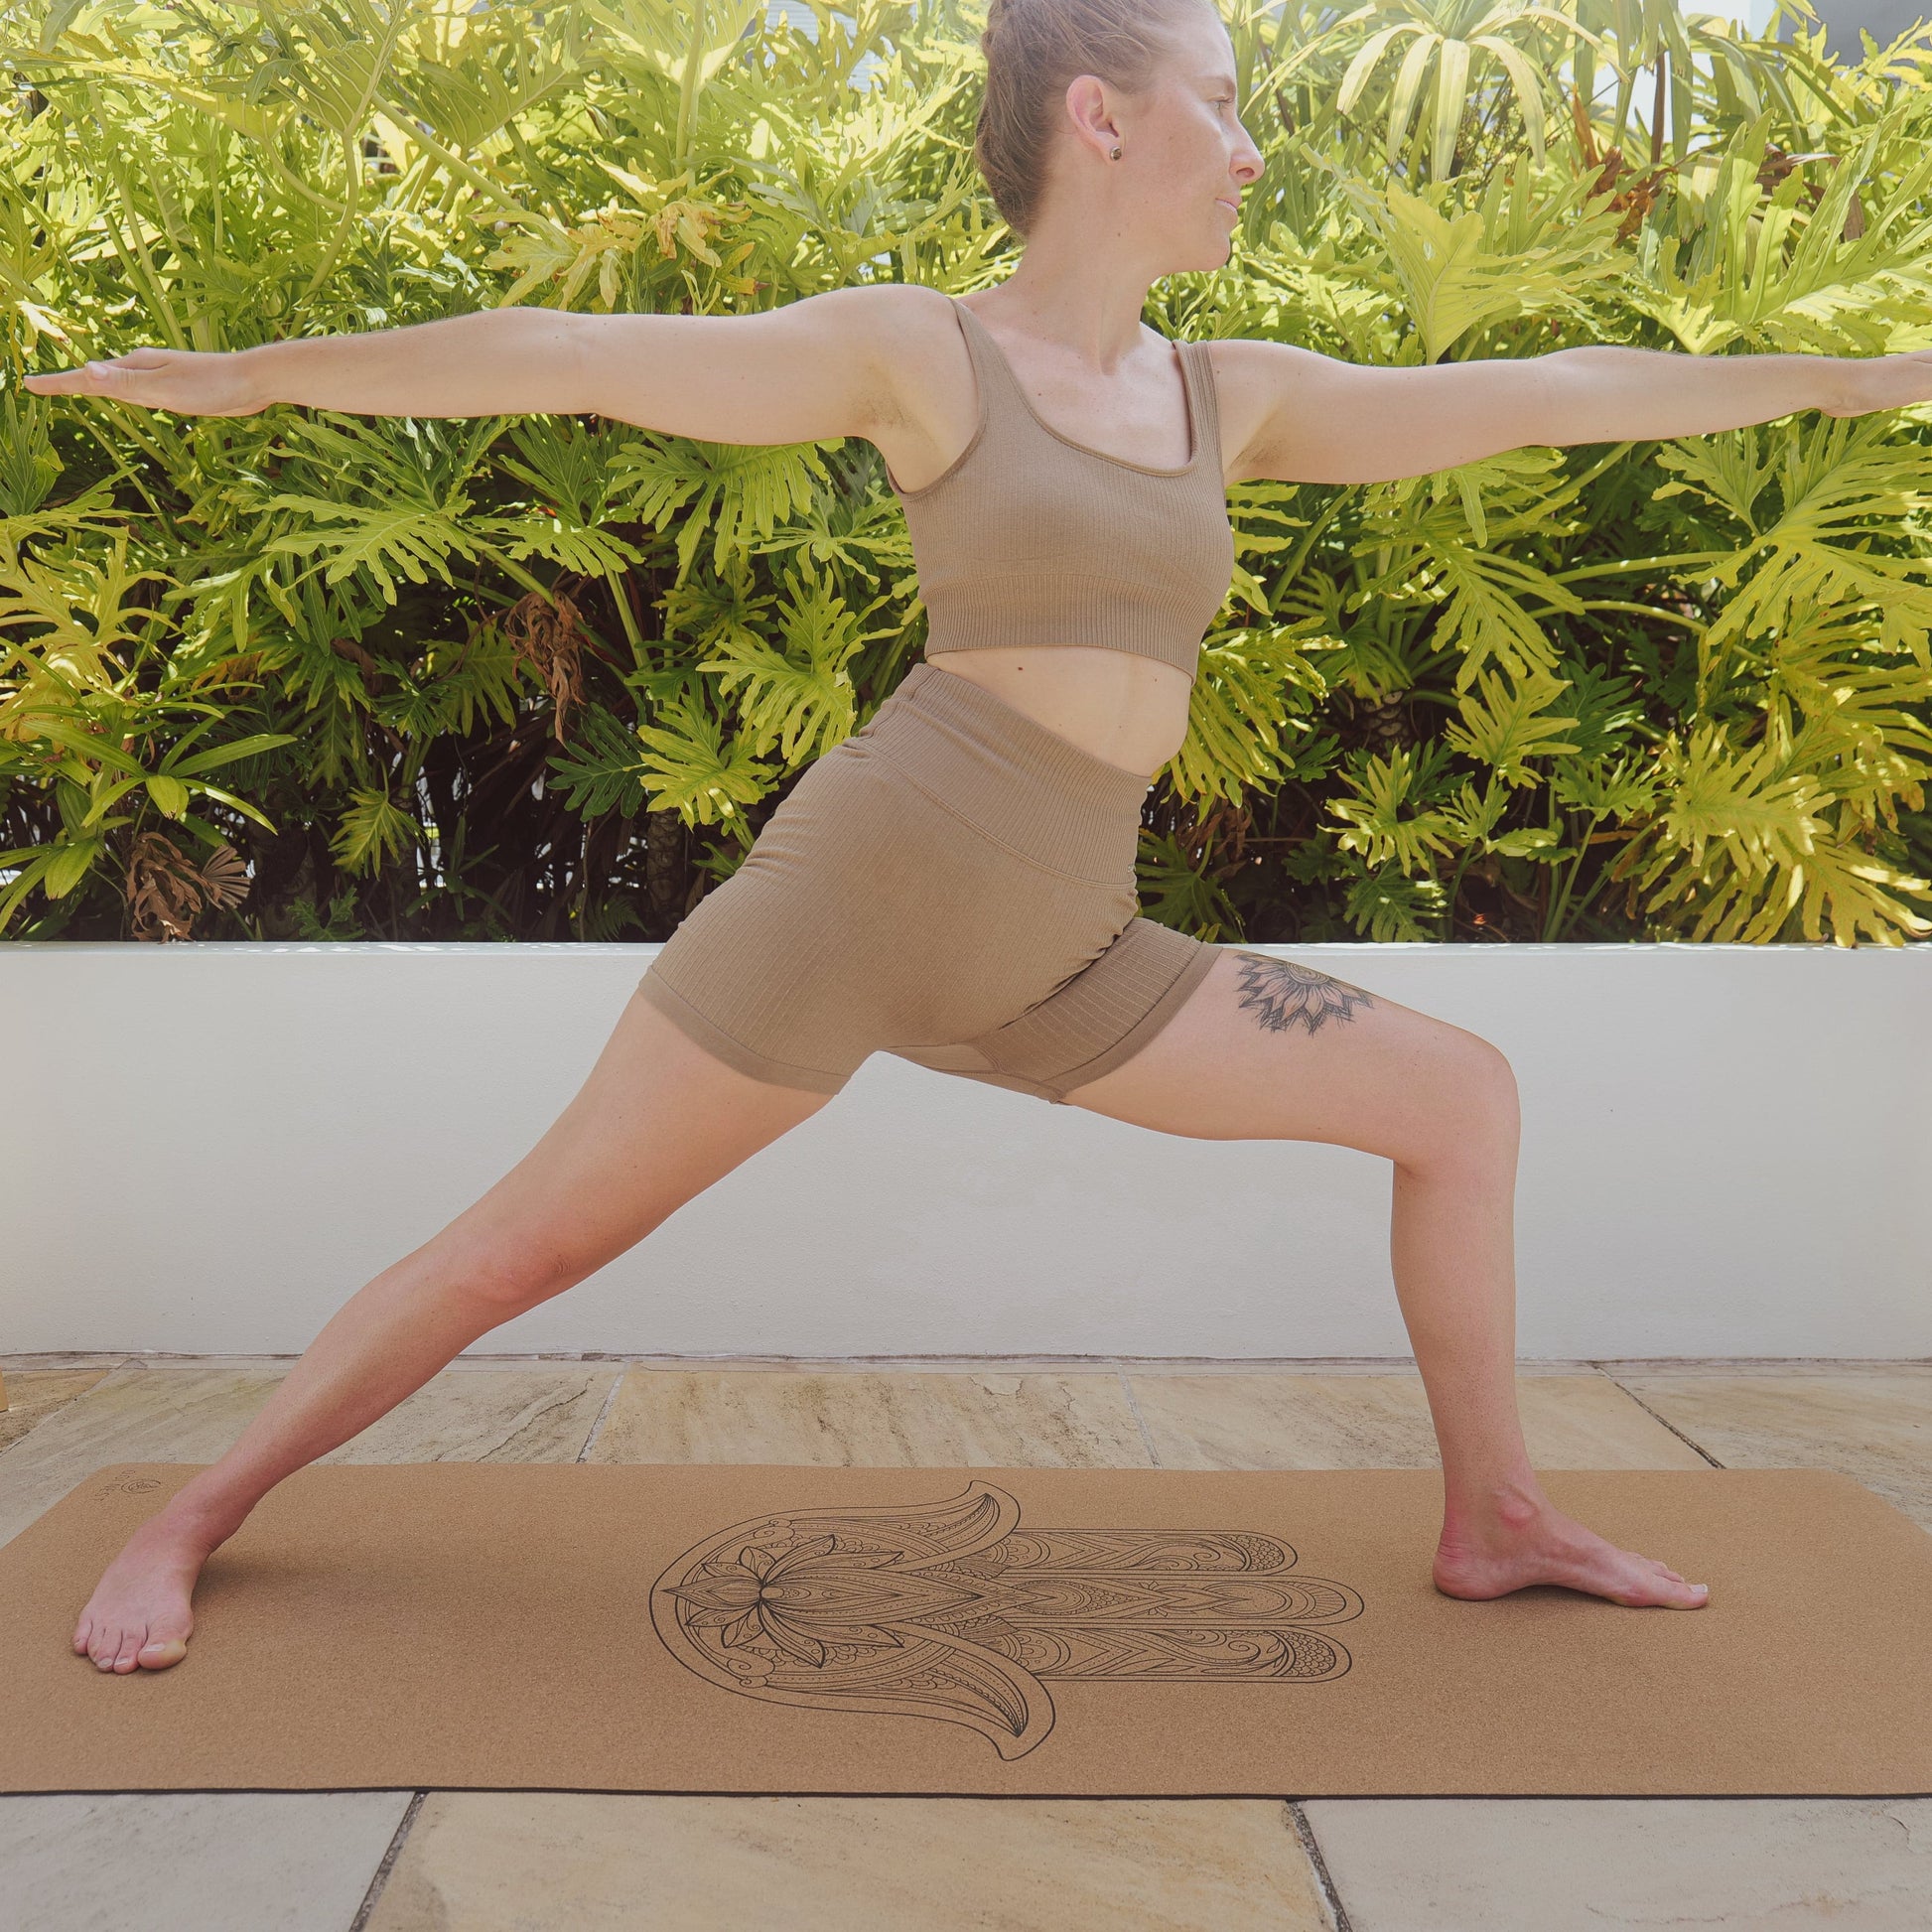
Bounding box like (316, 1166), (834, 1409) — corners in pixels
(1460, 1031), (1519, 1112)
(1403, 1026), (1518, 1171)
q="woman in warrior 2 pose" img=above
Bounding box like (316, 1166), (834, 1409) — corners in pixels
(35, 0), (1932, 1673)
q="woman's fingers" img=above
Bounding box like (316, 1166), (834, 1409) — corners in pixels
(25, 353), (181, 404)
(22, 362), (111, 394)
(24, 351), (156, 392)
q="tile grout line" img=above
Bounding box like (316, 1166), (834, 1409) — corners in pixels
(1285, 1799), (1354, 1932)
(1588, 1362), (1728, 1467)
(495, 1383), (600, 1458)
(1115, 1367), (1165, 1468)
(577, 1365), (627, 1463)
(346, 1788), (426, 1932)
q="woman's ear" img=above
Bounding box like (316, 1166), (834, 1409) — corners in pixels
(1061, 73), (1122, 165)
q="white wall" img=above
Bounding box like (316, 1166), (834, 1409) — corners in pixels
(3, 941), (1926, 1361)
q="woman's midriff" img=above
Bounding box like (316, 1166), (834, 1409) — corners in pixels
(923, 647), (1191, 780)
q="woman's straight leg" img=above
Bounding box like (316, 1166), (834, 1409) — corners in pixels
(1064, 945), (1710, 1610)
(72, 987), (837, 1672)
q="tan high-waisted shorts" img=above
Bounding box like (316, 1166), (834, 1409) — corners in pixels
(635, 659), (1220, 1104)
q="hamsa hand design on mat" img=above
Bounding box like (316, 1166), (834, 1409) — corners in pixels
(652, 1478), (1366, 1760)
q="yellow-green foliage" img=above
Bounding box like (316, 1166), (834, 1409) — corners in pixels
(1, 0), (1930, 944)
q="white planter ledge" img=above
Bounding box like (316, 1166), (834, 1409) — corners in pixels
(3, 940), (1926, 1360)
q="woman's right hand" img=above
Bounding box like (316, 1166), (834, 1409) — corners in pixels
(23, 345), (267, 417)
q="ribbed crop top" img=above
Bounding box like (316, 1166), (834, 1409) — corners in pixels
(888, 295), (1235, 681)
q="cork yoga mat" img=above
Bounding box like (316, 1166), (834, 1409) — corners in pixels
(4, 1461), (1930, 1798)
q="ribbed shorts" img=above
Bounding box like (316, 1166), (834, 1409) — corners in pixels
(635, 659), (1221, 1103)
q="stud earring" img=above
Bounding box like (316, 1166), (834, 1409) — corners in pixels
(1110, 144), (1122, 160)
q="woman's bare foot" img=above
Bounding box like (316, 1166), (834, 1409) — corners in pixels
(1434, 1490), (1711, 1609)
(71, 1511), (216, 1672)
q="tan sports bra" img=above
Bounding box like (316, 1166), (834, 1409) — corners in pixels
(888, 295), (1235, 681)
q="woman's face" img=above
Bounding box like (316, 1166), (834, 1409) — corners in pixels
(1061, 7), (1264, 275)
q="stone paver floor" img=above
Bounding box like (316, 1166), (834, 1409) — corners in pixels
(2, 1354), (1927, 1931)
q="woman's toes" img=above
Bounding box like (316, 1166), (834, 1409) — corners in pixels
(72, 1617), (92, 1655)
(137, 1629), (190, 1669)
(90, 1630), (122, 1671)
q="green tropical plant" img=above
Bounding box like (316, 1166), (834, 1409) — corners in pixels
(1, 0), (1929, 947)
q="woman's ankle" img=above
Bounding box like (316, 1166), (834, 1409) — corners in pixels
(146, 1485), (248, 1558)
(1440, 1471), (1551, 1541)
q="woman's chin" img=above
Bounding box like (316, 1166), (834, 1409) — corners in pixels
(1185, 239), (1235, 274)
(1154, 237), (1234, 278)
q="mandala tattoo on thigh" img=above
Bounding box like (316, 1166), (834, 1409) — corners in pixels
(1231, 950), (1375, 1036)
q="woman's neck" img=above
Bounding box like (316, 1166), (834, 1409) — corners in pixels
(972, 247), (1158, 371)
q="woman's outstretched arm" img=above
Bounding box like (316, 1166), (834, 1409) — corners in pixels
(1214, 337), (1932, 486)
(21, 282), (927, 444)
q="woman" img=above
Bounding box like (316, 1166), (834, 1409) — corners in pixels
(33, 0), (1925, 1675)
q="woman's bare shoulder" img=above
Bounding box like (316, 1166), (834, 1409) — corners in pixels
(809, 281), (958, 349)
(1193, 337), (1372, 483)
(804, 282), (962, 400)
(826, 284), (969, 443)
(824, 286), (978, 485)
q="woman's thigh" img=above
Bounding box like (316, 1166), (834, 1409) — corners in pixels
(1062, 947), (1515, 1164)
(430, 986), (834, 1303)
